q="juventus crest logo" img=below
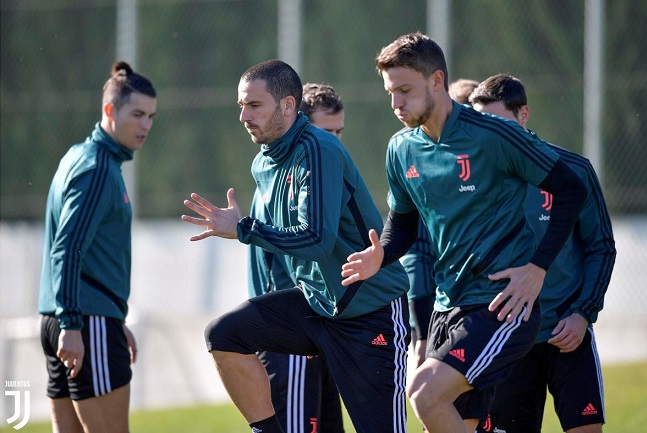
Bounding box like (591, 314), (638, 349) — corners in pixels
(456, 154), (471, 181)
(541, 190), (553, 210)
(5, 387), (30, 430)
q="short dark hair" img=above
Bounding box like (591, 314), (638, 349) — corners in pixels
(376, 32), (449, 90)
(300, 83), (344, 117)
(469, 74), (528, 117)
(448, 78), (479, 104)
(102, 61), (156, 111)
(240, 59), (303, 105)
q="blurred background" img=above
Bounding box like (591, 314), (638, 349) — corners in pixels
(1, 0), (646, 424)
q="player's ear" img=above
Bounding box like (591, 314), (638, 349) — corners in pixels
(282, 96), (297, 116)
(519, 105), (530, 125)
(430, 69), (445, 90)
(103, 102), (115, 120)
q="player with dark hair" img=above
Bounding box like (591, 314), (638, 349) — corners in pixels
(39, 61), (157, 433)
(470, 73), (616, 433)
(300, 83), (345, 139)
(248, 82), (346, 433)
(182, 59), (410, 433)
(448, 78), (479, 104)
(341, 33), (587, 432)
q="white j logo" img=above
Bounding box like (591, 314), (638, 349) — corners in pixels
(5, 390), (30, 430)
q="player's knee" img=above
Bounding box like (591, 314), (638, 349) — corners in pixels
(407, 380), (442, 415)
(204, 310), (246, 351)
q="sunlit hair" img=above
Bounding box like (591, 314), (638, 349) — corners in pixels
(240, 59), (303, 105)
(448, 78), (479, 104)
(376, 32), (449, 89)
(300, 83), (344, 117)
(469, 74), (527, 117)
(102, 61), (156, 111)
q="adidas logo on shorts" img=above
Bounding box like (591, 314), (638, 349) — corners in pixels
(582, 403), (599, 415)
(371, 334), (387, 346)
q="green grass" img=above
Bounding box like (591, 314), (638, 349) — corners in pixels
(8, 361), (646, 433)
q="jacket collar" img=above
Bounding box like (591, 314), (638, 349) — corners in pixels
(90, 122), (134, 162)
(261, 113), (309, 162)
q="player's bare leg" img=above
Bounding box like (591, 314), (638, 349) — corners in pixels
(49, 397), (84, 433)
(72, 384), (130, 433)
(567, 424), (603, 433)
(464, 418), (479, 432)
(212, 350), (275, 423)
(408, 358), (472, 433)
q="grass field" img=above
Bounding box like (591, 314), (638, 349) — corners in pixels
(8, 361), (646, 433)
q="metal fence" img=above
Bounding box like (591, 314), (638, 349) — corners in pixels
(1, 0), (647, 424)
(2, 0), (646, 220)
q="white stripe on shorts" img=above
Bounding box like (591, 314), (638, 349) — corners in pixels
(390, 296), (408, 433)
(589, 327), (606, 422)
(465, 305), (526, 384)
(286, 354), (307, 433)
(89, 316), (112, 396)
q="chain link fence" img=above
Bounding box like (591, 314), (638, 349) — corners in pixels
(1, 0), (646, 420)
(3, 0), (645, 220)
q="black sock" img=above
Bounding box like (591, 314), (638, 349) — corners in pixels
(249, 414), (284, 433)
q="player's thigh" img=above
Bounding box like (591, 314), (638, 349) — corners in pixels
(205, 288), (318, 355)
(429, 303), (540, 390)
(409, 357), (472, 405)
(549, 329), (605, 431)
(319, 296), (409, 433)
(41, 315), (132, 401)
(477, 344), (549, 433)
(49, 397), (84, 433)
(41, 315), (72, 399)
(73, 384), (130, 433)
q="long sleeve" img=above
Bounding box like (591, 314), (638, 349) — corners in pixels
(564, 157), (616, 323)
(50, 167), (112, 329)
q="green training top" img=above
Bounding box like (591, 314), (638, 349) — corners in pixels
(525, 132), (616, 343)
(247, 188), (295, 298)
(238, 113), (409, 319)
(386, 103), (559, 311)
(39, 123), (134, 330)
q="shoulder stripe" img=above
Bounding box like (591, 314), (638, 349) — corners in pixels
(459, 109), (556, 172)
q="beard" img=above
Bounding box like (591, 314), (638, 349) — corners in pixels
(403, 89), (435, 128)
(251, 104), (285, 144)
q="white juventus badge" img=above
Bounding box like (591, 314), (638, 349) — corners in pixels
(4, 381), (31, 430)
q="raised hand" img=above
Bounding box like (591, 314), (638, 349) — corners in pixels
(341, 229), (383, 286)
(181, 188), (242, 240)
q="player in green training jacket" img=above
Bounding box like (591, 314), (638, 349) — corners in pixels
(182, 60), (409, 433)
(39, 61), (157, 433)
(471, 74), (616, 433)
(341, 33), (587, 433)
(404, 78), (480, 370)
(248, 83), (346, 433)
